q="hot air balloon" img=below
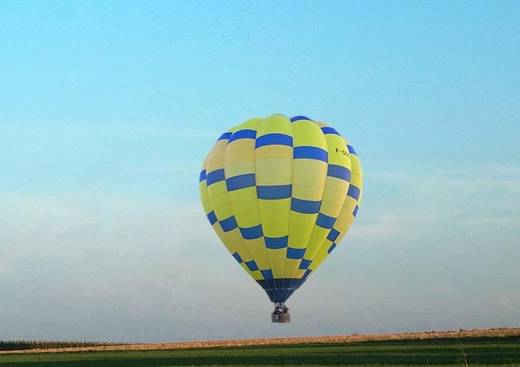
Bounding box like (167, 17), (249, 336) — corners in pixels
(199, 114), (363, 322)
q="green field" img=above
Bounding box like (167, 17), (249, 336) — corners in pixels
(1, 337), (519, 366)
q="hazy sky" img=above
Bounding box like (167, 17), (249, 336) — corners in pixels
(1, 0), (519, 342)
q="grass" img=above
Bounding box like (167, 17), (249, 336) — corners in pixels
(0, 336), (519, 366)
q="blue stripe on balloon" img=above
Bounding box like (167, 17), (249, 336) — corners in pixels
(293, 146), (328, 162)
(239, 224), (263, 239)
(206, 169), (225, 186)
(206, 211), (217, 225)
(229, 129), (257, 142)
(199, 169), (206, 182)
(321, 127), (340, 135)
(327, 243), (337, 253)
(347, 185), (361, 200)
(226, 173), (256, 191)
(347, 145), (357, 155)
(303, 269), (312, 278)
(316, 213), (336, 229)
(327, 164), (351, 181)
(327, 228), (340, 242)
(291, 198), (321, 214)
(287, 247), (306, 259)
(290, 115), (312, 122)
(220, 216), (238, 232)
(255, 133), (293, 148)
(218, 132), (232, 141)
(245, 260), (259, 271)
(299, 258), (312, 269)
(232, 252), (243, 263)
(257, 185), (292, 200)
(353, 205), (359, 217)
(265, 236), (288, 249)
(261, 269), (273, 279)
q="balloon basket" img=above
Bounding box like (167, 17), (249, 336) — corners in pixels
(271, 303), (290, 323)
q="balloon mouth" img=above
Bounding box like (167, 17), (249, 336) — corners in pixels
(256, 278), (307, 303)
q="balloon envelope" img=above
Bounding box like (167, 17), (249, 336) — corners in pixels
(199, 115), (363, 304)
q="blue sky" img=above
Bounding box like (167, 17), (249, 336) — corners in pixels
(1, 0), (519, 342)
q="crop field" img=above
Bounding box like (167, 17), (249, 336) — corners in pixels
(1, 330), (519, 367)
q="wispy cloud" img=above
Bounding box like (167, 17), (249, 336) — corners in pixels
(367, 165), (520, 194)
(1, 163), (519, 341)
(0, 123), (222, 141)
(346, 164), (520, 249)
(114, 125), (222, 139)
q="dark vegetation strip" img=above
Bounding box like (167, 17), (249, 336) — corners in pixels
(0, 341), (120, 352)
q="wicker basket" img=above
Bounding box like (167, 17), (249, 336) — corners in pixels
(272, 311), (290, 323)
